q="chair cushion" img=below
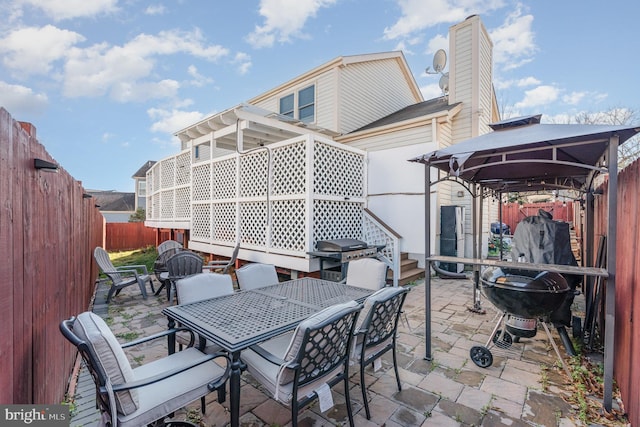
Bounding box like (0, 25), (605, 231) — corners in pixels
(118, 348), (226, 427)
(175, 273), (234, 304)
(279, 300), (360, 384)
(73, 312), (139, 416)
(242, 332), (343, 404)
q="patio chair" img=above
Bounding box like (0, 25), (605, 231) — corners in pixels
(153, 240), (183, 279)
(93, 247), (154, 303)
(342, 258), (388, 290)
(235, 262), (279, 291)
(60, 311), (230, 427)
(352, 286), (409, 419)
(203, 242), (240, 275)
(157, 240), (183, 255)
(175, 273), (235, 353)
(157, 251), (204, 302)
(241, 300), (362, 427)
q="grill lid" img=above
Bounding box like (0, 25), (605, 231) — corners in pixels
(316, 239), (368, 252)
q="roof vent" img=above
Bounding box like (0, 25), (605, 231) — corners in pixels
(489, 114), (542, 131)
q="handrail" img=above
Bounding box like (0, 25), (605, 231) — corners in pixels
(362, 209), (401, 287)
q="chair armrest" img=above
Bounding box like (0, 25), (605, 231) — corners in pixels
(101, 351), (231, 393)
(116, 264), (149, 274)
(121, 327), (195, 349)
(247, 344), (299, 369)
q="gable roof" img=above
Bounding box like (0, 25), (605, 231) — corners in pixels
(249, 51), (422, 106)
(132, 160), (156, 178)
(352, 97), (461, 133)
(87, 191), (135, 212)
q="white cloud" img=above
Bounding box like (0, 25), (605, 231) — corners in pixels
(144, 5), (166, 15)
(383, 0), (505, 41)
(0, 81), (48, 115)
(562, 91), (587, 106)
(111, 79), (181, 103)
(187, 65), (213, 87)
(246, 0), (337, 48)
(425, 34), (448, 56)
(490, 6), (536, 70)
(17, 0), (118, 21)
(232, 52), (252, 75)
(420, 82), (445, 100)
(63, 29), (228, 101)
(0, 25), (85, 76)
(494, 76), (540, 90)
(515, 85), (559, 109)
(147, 107), (207, 134)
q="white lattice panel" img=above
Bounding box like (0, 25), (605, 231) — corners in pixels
(312, 200), (363, 243)
(271, 199), (306, 251)
(160, 158), (175, 189)
(272, 141), (306, 195)
(212, 202), (236, 243)
(146, 169), (154, 194)
(191, 203), (211, 240)
(213, 158), (237, 199)
(175, 187), (191, 219)
(175, 152), (191, 185)
(363, 214), (395, 260)
(192, 163), (211, 201)
(239, 201), (267, 247)
(160, 190), (174, 219)
(239, 151), (268, 197)
(153, 167), (160, 194)
(313, 142), (364, 197)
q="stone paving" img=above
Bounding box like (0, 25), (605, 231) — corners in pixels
(71, 274), (586, 427)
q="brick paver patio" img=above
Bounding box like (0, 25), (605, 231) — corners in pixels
(70, 274), (587, 427)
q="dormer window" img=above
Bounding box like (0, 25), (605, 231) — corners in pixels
(279, 84), (315, 123)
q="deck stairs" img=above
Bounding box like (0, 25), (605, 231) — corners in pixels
(390, 252), (424, 286)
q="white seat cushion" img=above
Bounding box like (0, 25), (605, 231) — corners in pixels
(73, 312), (139, 416)
(118, 348), (227, 427)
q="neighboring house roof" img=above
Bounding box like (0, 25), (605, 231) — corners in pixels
(132, 160), (156, 179)
(351, 97), (461, 133)
(87, 191), (135, 212)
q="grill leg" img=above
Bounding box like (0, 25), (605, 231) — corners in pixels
(541, 322), (571, 378)
(485, 312), (507, 347)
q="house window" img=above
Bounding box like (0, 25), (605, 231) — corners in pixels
(280, 94), (294, 118)
(138, 180), (146, 197)
(298, 85), (315, 123)
(279, 84), (315, 123)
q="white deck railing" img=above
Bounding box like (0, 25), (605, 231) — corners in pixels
(145, 134), (399, 279)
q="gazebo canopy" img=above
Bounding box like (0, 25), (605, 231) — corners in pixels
(410, 115), (640, 193)
(411, 114), (640, 412)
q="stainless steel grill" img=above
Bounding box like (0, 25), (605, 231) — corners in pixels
(308, 239), (384, 281)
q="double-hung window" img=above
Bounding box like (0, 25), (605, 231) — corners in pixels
(279, 84), (315, 123)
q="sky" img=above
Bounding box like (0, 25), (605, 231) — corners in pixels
(1, 0), (638, 192)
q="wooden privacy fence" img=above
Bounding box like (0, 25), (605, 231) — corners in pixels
(501, 201), (575, 232)
(106, 222), (157, 251)
(593, 160), (640, 427)
(0, 108), (104, 405)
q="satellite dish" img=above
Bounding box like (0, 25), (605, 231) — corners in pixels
(433, 49), (447, 73)
(439, 72), (449, 93)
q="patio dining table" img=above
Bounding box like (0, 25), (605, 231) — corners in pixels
(162, 277), (373, 427)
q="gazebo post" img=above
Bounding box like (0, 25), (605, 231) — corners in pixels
(424, 163), (432, 361)
(603, 135), (619, 411)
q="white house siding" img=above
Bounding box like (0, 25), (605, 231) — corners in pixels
(347, 125), (431, 151)
(367, 141), (437, 265)
(315, 70), (338, 131)
(449, 22), (474, 144)
(338, 59), (418, 134)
